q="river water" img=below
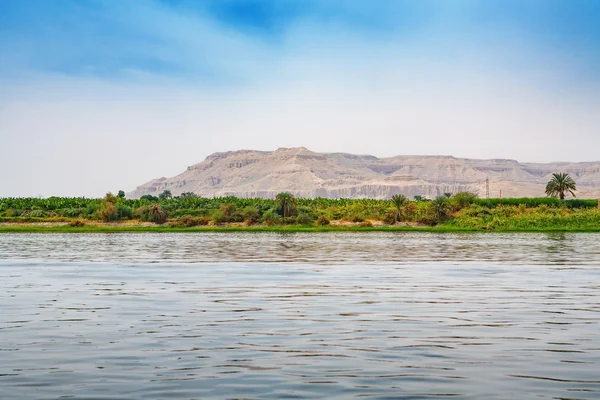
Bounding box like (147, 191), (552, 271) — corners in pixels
(1, 232), (599, 399)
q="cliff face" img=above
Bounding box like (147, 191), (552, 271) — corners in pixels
(128, 147), (600, 199)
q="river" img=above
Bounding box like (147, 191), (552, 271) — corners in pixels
(1, 232), (599, 399)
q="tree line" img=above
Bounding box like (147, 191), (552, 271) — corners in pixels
(1, 173), (593, 227)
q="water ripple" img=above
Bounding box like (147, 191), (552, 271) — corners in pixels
(0, 232), (599, 399)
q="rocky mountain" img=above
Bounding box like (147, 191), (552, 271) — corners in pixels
(128, 147), (600, 199)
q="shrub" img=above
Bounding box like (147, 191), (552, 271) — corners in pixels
(315, 215), (330, 226)
(461, 204), (491, 218)
(283, 216), (298, 225)
(170, 215), (208, 227)
(133, 206), (149, 221)
(383, 210), (397, 225)
(5, 209), (22, 217)
(27, 209), (46, 218)
(178, 215), (195, 227)
(149, 204), (168, 224)
(104, 193), (118, 204)
(262, 209), (282, 225)
(565, 199), (598, 209)
(220, 203), (241, 222)
(116, 204), (133, 220)
(97, 202), (118, 222)
(210, 209), (226, 224)
(345, 214), (364, 223)
(69, 219), (86, 227)
(296, 213), (314, 225)
(242, 206), (260, 225)
(85, 202), (99, 217)
(475, 197), (562, 208)
(452, 192), (478, 209)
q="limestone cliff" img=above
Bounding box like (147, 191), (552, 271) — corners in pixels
(128, 147), (600, 199)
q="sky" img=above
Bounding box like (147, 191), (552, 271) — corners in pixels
(1, 0), (599, 197)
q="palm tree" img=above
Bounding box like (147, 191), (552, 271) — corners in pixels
(276, 192), (297, 218)
(391, 194), (408, 221)
(545, 173), (576, 200)
(431, 196), (450, 222)
(149, 203), (168, 224)
(391, 194), (407, 210)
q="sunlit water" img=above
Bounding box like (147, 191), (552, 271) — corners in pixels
(1, 232), (599, 399)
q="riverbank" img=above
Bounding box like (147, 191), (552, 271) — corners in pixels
(2, 221), (600, 233)
(2, 195), (600, 233)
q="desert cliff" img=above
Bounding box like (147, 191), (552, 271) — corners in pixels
(128, 147), (600, 199)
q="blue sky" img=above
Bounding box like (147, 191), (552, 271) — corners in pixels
(1, 0), (600, 196)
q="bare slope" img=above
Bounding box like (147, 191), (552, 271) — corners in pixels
(128, 147), (600, 199)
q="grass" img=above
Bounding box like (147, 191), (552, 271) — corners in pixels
(1, 222), (600, 233)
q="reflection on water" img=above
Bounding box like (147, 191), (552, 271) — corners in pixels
(1, 232), (600, 265)
(0, 232), (599, 399)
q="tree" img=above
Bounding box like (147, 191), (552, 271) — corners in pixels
(219, 203), (238, 222)
(545, 173), (576, 200)
(180, 192), (198, 199)
(242, 206), (260, 225)
(104, 192), (118, 204)
(452, 192), (478, 209)
(98, 193), (118, 221)
(159, 190), (172, 201)
(149, 204), (168, 224)
(275, 192), (297, 217)
(431, 196), (450, 222)
(117, 190), (125, 199)
(391, 194), (408, 221)
(140, 194), (159, 202)
(97, 202), (117, 222)
(391, 194), (408, 210)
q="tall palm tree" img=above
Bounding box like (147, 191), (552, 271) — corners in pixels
(431, 196), (450, 222)
(391, 194), (408, 221)
(545, 173), (576, 200)
(276, 192), (297, 218)
(391, 194), (408, 210)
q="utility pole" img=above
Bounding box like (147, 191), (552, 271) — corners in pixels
(486, 177), (490, 199)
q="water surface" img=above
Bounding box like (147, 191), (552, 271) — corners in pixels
(1, 233), (599, 399)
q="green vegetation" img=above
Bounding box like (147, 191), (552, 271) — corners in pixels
(546, 172), (577, 200)
(275, 192), (297, 218)
(391, 194), (408, 222)
(1, 189), (599, 232)
(431, 196), (450, 223)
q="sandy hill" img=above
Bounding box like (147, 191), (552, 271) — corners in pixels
(128, 147), (600, 199)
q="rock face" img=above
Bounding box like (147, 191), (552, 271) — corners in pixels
(128, 147), (600, 199)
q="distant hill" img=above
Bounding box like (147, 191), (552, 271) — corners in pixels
(128, 147), (600, 199)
